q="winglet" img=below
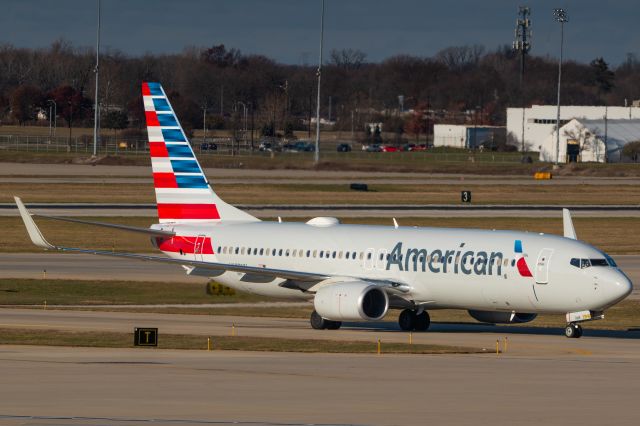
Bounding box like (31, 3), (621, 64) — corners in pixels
(563, 208), (577, 240)
(14, 197), (55, 249)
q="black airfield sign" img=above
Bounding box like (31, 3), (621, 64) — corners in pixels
(134, 328), (158, 346)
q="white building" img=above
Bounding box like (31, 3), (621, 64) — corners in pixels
(539, 118), (640, 163)
(433, 124), (505, 149)
(507, 105), (640, 152)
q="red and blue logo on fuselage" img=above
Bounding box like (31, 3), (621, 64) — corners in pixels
(515, 239), (533, 277)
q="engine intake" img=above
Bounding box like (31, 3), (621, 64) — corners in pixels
(314, 281), (389, 321)
(468, 310), (537, 324)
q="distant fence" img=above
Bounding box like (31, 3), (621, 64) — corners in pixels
(0, 134), (530, 163)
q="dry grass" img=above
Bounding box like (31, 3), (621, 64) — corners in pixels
(0, 279), (269, 305)
(5, 181), (640, 205)
(4, 148), (640, 176)
(0, 328), (481, 354)
(0, 216), (155, 253)
(2, 216), (638, 254)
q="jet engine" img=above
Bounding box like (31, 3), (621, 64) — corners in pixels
(468, 310), (537, 324)
(314, 281), (389, 321)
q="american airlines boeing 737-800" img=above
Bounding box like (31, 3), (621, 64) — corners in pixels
(15, 82), (633, 338)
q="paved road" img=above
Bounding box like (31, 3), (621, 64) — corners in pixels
(1, 253), (639, 299)
(0, 311), (639, 425)
(4, 162), (640, 185)
(3, 203), (640, 217)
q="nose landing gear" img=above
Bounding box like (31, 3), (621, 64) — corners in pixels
(398, 309), (431, 331)
(565, 323), (583, 338)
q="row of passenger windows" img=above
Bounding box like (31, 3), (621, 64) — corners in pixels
(216, 245), (519, 267)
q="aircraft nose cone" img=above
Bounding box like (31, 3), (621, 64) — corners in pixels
(607, 271), (633, 304)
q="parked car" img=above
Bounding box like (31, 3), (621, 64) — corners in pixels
(337, 143), (352, 152)
(363, 144), (382, 152)
(200, 142), (218, 151)
(380, 145), (400, 152)
(283, 141), (314, 152)
(259, 137), (281, 152)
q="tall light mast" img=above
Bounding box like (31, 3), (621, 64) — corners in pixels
(513, 6), (531, 155)
(93, 0), (101, 157)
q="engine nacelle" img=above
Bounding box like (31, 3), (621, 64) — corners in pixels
(314, 281), (389, 321)
(468, 310), (537, 324)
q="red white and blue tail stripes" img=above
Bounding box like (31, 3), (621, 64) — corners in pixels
(143, 82), (220, 223)
(143, 82), (258, 224)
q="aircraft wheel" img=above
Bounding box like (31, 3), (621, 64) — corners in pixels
(310, 310), (328, 330)
(398, 309), (416, 331)
(326, 320), (342, 330)
(414, 311), (431, 331)
(574, 324), (583, 338)
(565, 323), (582, 338)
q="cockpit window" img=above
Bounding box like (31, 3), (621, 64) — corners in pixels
(604, 254), (618, 267)
(570, 257), (613, 269)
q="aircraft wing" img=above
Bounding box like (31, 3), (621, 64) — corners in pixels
(14, 196), (328, 282)
(14, 197), (411, 291)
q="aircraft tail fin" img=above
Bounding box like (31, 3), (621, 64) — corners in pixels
(142, 82), (258, 223)
(563, 208), (577, 239)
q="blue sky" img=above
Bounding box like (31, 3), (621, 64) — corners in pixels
(3, 0), (638, 65)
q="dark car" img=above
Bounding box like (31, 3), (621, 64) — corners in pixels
(200, 142), (217, 151)
(337, 143), (352, 152)
(284, 141), (314, 152)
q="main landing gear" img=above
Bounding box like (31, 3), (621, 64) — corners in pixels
(310, 310), (342, 330)
(398, 309), (431, 332)
(564, 323), (583, 339)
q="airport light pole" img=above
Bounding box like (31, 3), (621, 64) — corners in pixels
(513, 6), (531, 155)
(314, 0), (325, 164)
(554, 8), (568, 166)
(47, 99), (57, 141)
(93, 0), (101, 157)
(237, 101), (248, 141)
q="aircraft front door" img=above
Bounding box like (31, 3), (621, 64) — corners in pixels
(194, 235), (206, 261)
(534, 248), (554, 284)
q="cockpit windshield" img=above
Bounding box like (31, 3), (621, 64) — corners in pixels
(570, 257), (613, 269)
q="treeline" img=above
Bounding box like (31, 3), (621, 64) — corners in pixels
(1, 40), (639, 142)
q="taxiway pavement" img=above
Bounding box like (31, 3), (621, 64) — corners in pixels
(0, 310), (639, 425)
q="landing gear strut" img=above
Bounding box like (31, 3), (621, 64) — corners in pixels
(565, 323), (583, 338)
(310, 310), (342, 330)
(398, 309), (430, 332)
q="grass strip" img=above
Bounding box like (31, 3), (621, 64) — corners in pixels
(6, 181), (640, 205)
(0, 279), (271, 305)
(0, 328), (482, 354)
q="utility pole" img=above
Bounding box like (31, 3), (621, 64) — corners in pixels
(93, 0), (101, 157)
(314, 0), (325, 164)
(513, 6), (531, 155)
(554, 8), (568, 166)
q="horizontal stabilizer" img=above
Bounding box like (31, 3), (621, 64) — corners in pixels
(32, 214), (175, 237)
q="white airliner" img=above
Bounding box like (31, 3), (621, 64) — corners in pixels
(15, 82), (633, 338)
